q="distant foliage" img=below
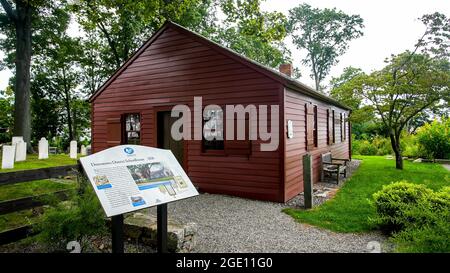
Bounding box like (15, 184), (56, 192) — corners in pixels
(352, 135), (392, 156)
(371, 181), (450, 252)
(416, 118), (450, 160)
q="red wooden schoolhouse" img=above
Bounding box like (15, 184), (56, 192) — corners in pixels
(89, 21), (351, 202)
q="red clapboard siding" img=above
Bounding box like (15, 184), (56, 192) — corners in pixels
(91, 24), (284, 202)
(283, 88), (350, 202)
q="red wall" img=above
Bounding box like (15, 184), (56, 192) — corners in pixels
(283, 88), (350, 202)
(92, 26), (285, 202)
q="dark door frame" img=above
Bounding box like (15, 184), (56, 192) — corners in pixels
(153, 106), (188, 171)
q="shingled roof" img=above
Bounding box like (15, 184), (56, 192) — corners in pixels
(88, 21), (350, 110)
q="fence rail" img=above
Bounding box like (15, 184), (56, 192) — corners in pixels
(0, 189), (73, 215)
(0, 165), (78, 186)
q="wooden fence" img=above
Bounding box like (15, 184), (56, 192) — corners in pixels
(0, 164), (78, 245)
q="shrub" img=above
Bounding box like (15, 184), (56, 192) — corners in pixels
(372, 181), (450, 252)
(371, 181), (433, 232)
(416, 118), (450, 160)
(352, 136), (391, 156)
(401, 133), (422, 158)
(391, 217), (450, 253)
(36, 178), (107, 251)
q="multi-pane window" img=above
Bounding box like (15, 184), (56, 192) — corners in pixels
(124, 113), (141, 145)
(202, 108), (224, 151)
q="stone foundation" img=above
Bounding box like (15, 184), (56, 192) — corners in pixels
(122, 212), (197, 253)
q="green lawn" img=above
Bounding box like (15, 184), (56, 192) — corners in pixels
(0, 209), (38, 231)
(284, 156), (450, 233)
(0, 154), (78, 173)
(0, 179), (76, 201)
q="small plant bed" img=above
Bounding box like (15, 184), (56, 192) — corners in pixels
(284, 156), (449, 233)
(0, 154), (79, 173)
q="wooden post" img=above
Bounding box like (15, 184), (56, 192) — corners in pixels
(111, 214), (124, 253)
(157, 203), (168, 253)
(303, 153), (313, 209)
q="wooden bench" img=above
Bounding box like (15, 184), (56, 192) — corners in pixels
(321, 152), (350, 184)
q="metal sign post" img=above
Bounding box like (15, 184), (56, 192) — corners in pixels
(111, 215), (124, 253)
(157, 203), (168, 253)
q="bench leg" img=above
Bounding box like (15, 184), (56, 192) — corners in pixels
(336, 172), (339, 184)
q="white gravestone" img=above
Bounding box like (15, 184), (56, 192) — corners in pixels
(70, 140), (78, 159)
(38, 137), (49, 159)
(80, 145), (87, 156)
(1, 145), (15, 169)
(15, 141), (27, 162)
(12, 136), (24, 161)
(12, 136), (23, 146)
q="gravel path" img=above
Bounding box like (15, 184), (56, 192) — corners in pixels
(146, 192), (386, 253)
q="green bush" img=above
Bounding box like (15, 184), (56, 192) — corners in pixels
(352, 137), (390, 156)
(371, 181), (433, 232)
(416, 118), (450, 160)
(391, 217), (450, 253)
(36, 179), (107, 251)
(401, 133), (422, 158)
(372, 181), (450, 252)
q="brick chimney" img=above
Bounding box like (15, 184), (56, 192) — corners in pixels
(279, 63), (292, 77)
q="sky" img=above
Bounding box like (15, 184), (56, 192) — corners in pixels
(261, 0), (450, 88)
(0, 0), (449, 91)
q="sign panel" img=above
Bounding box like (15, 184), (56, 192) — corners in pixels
(79, 145), (198, 217)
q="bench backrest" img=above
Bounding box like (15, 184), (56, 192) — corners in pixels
(322, 152), (332, 164)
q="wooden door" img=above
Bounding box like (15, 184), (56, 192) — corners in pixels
(157, 111), (184, 165)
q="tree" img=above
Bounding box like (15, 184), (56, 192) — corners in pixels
(288, 4), (364, 91)
(71, 0), (214, 73)
(355, 13), (450, 170)
(0, 87), (13, 143)
(357, 53), (449, 169)
(213, 0), (290, 68)
(0, 0), (36, 151)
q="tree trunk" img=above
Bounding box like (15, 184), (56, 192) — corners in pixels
(14, 2), (32, 153)
(389, 132), (403, 170)
(64, 90), (73, 141)
(62, 68), (74, 142)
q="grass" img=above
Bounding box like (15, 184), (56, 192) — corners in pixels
(0, 154), (78, 173)
(284, 156), (450, 233)
(0, 209), (38, 231)
(0, 178), (76, 201)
